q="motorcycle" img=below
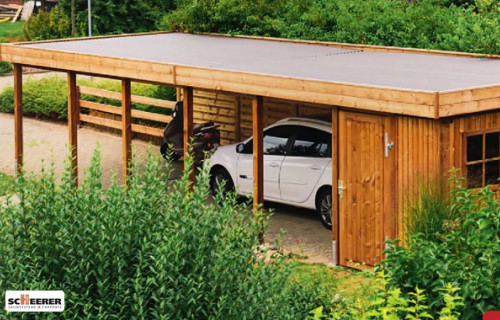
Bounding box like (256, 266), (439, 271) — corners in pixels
(160, 101), (220, 164)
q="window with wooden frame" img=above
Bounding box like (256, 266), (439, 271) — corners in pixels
(464, 130), (500, 189)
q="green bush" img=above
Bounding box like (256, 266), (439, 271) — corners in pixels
(0, 76), (177, 119)
(0, 148), (334, 319)
(379, 177), (500, 319)
(309, 272), (463, 320)
(0, 76), (68, 118)
(24, 7), (71, 41)
(0, 173), (15, 197)
(162, 0), (500, 55)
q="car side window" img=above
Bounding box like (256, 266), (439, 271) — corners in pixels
(290, 126), (331, 158)
(241, 125), (296, 155)
(263, 126), (295, 155)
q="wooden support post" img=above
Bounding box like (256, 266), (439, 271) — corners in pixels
(122, 79), (132, 184)
(252, 96), (264, 214)
(13, 64), (22, 176)
(331, 107), (339, 265)
(234, 95), (241, 142)
(67, 71), (78, 185)
(183, 86), (194, 179)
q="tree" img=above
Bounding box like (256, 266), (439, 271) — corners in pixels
(57, 0), (176, 36)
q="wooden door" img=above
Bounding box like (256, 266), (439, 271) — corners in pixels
(338, 111), (394, 268)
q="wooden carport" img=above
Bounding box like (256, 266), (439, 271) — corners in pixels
(2, 32), (500, 267)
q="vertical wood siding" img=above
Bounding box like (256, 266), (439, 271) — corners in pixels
(396, 116), (442, 238)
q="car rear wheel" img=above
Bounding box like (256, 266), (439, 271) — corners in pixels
(210, 167), (235, 199)
(316, 188), (332, 230)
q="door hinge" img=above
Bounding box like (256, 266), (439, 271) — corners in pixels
(337, 180), (345, 199)
(385, 133), (394, 158)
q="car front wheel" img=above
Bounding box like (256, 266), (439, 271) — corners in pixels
(210, 167), (235, 199)
(316, 188), (332, 230)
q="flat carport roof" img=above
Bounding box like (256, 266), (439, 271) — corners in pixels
(2, 32), (500, 118)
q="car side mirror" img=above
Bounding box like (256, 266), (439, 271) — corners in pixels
(236, 143), (244, 153)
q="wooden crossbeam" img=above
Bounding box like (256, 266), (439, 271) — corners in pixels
(78, 86), (176, 109)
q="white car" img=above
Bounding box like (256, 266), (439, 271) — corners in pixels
(209, 117), (333, 229)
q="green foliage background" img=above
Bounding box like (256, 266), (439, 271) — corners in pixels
(162, 0), (500, 55)
(21, 0), (500, 54)
(379, 175), (500, 320)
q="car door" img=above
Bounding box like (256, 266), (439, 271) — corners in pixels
(280, 126), (331, 203)
(236, 125), (297, 199)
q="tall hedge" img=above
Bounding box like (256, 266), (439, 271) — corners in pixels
(0, 149), (334, 319)
(162, 0), (500, 55)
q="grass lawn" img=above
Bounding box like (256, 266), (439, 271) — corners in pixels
(0, 173), (15, 196)
(0, 21), (24, 41)
(290, 262), (377, 301)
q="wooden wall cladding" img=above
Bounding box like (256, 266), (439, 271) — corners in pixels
(191, 89), (332, 145)
(396, 116), (442, 238)
(192, 90), (238, 144)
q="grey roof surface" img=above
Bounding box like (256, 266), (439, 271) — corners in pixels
(22, 33), (500, 91)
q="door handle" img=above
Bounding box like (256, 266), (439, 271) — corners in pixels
(269, 162), (280, 168)
(310, 165), (322, 170)
(337, 180), (345, 199)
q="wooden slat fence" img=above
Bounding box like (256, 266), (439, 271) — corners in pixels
(77, 86), (175, 138)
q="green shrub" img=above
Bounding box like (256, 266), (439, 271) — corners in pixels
(0, 173), (15, 197)
(0, 148), (334, 319)
(379, 179), (500, 319)
(309, 272), (463, 319)
(162, 0), (500, 55)
(0, 76), (68, 118)
(0, 76), (176, 120)
(24, 7), (71, 41)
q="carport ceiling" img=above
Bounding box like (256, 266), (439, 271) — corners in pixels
(2, 32), (500, 118)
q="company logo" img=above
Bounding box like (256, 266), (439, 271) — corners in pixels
(5, 291), (64, 312)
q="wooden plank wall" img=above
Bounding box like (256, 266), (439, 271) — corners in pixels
(191, 89), (332, 145)
(192, 90), (239, 144)
(396, 116), (442, 238)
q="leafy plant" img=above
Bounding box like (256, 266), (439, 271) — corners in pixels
(308, 271), (463, 319)
(24, 7), (71, 41)
(162, 0), (500, 55)
(0, 173), (15, 197)
(0, 147), (334, 319)
(380, 179), (500, 320)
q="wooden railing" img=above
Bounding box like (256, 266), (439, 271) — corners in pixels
(77, 86), (175, 137)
